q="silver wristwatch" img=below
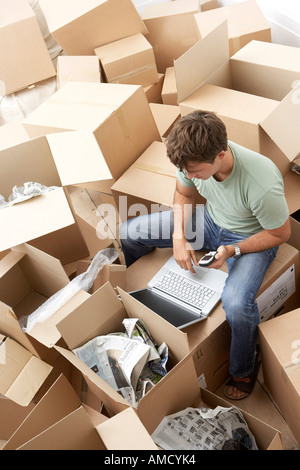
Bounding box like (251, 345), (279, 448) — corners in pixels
(232, 242), (241, 259)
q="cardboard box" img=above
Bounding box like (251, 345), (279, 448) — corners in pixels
(111, 141), (177, 221)
(39, 0), (148, 56)
(0, 243), (90, 361)
(2, 372), (157, 450)
(258, 308), (300, 446)
(143, 73), (164, 104)
(124, 241), (299, 391)
(95, 33), (159, 87)
(175, 22), (300, 177)
(194, 0), (271, 56)
(56, 56), (101, 89)
(0, 396), (35, 449)
(0, 0), (55, 96)
(76, 258), (126, 293)
(140, 356), (283, 449)
(142, 0), (201, 73)
(53, 281), (193, 418)
(0, 334), (52, 406)
(0, 129), (115, 263)
(23, 81), (162, 188)
(149, 103), (181, 139)
(111, 140), (205, 222)
(199, 0), (219, 12)
(161, 66), (178, 105)
(0, 119), (29, 151)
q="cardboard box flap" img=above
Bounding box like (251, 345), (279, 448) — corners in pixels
(3, 374), (81, 450)
(96, 407), (157, 450)
(0, 188), (75, 253)
(0, 336), (52, 406)
(260, 82), (300, 161)
(174, 20), (229, 103)
(0, 251), (25, 278)
(56, 282), (125, 350)
(117, 287), (190, 361)
(45, 131), (112, 186)
(54, 344), (129, 408)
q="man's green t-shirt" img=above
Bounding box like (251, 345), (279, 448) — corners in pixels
(176, 141), (289, 235)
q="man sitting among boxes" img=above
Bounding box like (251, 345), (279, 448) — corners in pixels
(120, 110), (291, 400)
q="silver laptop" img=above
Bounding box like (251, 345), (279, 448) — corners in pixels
(129, 255), (228, 329)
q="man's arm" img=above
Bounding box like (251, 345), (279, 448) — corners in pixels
(212, 218), (291, 269)
(172, 180), (198, 273)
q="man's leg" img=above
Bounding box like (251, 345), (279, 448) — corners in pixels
(221, 246), (278, 399)
(119, 210), (174, 267)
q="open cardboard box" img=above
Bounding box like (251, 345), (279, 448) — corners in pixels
(94, 33), (159, 87)
(141, 0), (201, 73)
(0, 396), (35, 449)
(23, 81), (161, 192)
(0, 334), (52, 407)
(56, 55), (101, 89)
(194, 0), (271, 57)
(0, 243), (90, 361)
(0, 129), (115, 264)
(0, 0), (55, 96)
(143, 72), (164, 104)
(111, 140), (205, 223)
(53, 281), (194, 420)
(124, 241), (299, 392)
(144, 356), (283, 450)
(39, 0), (148, 56)
(2, 373), (157, 450)
(174, 21), (300, 177)
(258, 308), (300, 447)
(149, 103), (181, 139)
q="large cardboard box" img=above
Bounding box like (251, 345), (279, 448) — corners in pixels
(23, 81), (161, 190)
(145, 356), (283, 450)
(56, 56), (101, 89)
(0, 129), (114, 263)
(142, 0), (201, 73)
(124, 242), (299, 392)
(0, 0), (55, 96)
(95, 33), (159, 87)
(258, 308), (300, 446)
(39, 0), (148, 56)
(161, 66), (178, 105)
(2, 373), (157, 450)
(0, 334), (52, 406)
(0, 243), (90, 361)
(175, 21), (300, 177)
(194, 0), (271, 56)
(53, 281), (193, 418)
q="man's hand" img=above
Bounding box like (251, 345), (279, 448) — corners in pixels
(173, 238), (198, 273)
(207, 245), (233, 269)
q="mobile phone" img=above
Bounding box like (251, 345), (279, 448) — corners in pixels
(198, 251), (217, 267)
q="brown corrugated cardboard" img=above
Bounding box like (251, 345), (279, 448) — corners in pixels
(56, 56), (101, 89)
(149, 103), (181, 139)
(143, 73), (164, 104)
(0, 243), (89, 360)
(142, 0), (201, 73)
(23, 81), (161, 187)
(0, 119), (29, 151)
(194, 0), (271, 56)
(95, 33), (159, 87)
(0, 129), (114, 262)
(258, 308), (300, 446)
(175, 21), (300, 177)
(39, 0), (148, 56)
(0, 397), (35, 449)
(0, 334), (52, 406)
(54, 281), (191, 417)
(0, 0), (55, 96)
(161, 66), (178, 105)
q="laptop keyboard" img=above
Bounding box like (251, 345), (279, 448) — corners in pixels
(152, 269), (216, 311)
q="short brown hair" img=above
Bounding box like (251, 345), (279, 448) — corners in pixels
(166, 110), (228, 170)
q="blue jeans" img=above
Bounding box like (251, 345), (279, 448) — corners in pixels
(119, 206), (278, 377)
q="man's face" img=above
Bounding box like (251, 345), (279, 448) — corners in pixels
(184, 158), (218, 181)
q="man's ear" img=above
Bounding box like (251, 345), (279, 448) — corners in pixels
(217, 150), (226, 160)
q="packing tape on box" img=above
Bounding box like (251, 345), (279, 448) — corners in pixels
(109, 64), (157, 84)
(132, 161), (176, 178)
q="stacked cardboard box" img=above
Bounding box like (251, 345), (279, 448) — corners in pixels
(1, 0), (300, 451)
